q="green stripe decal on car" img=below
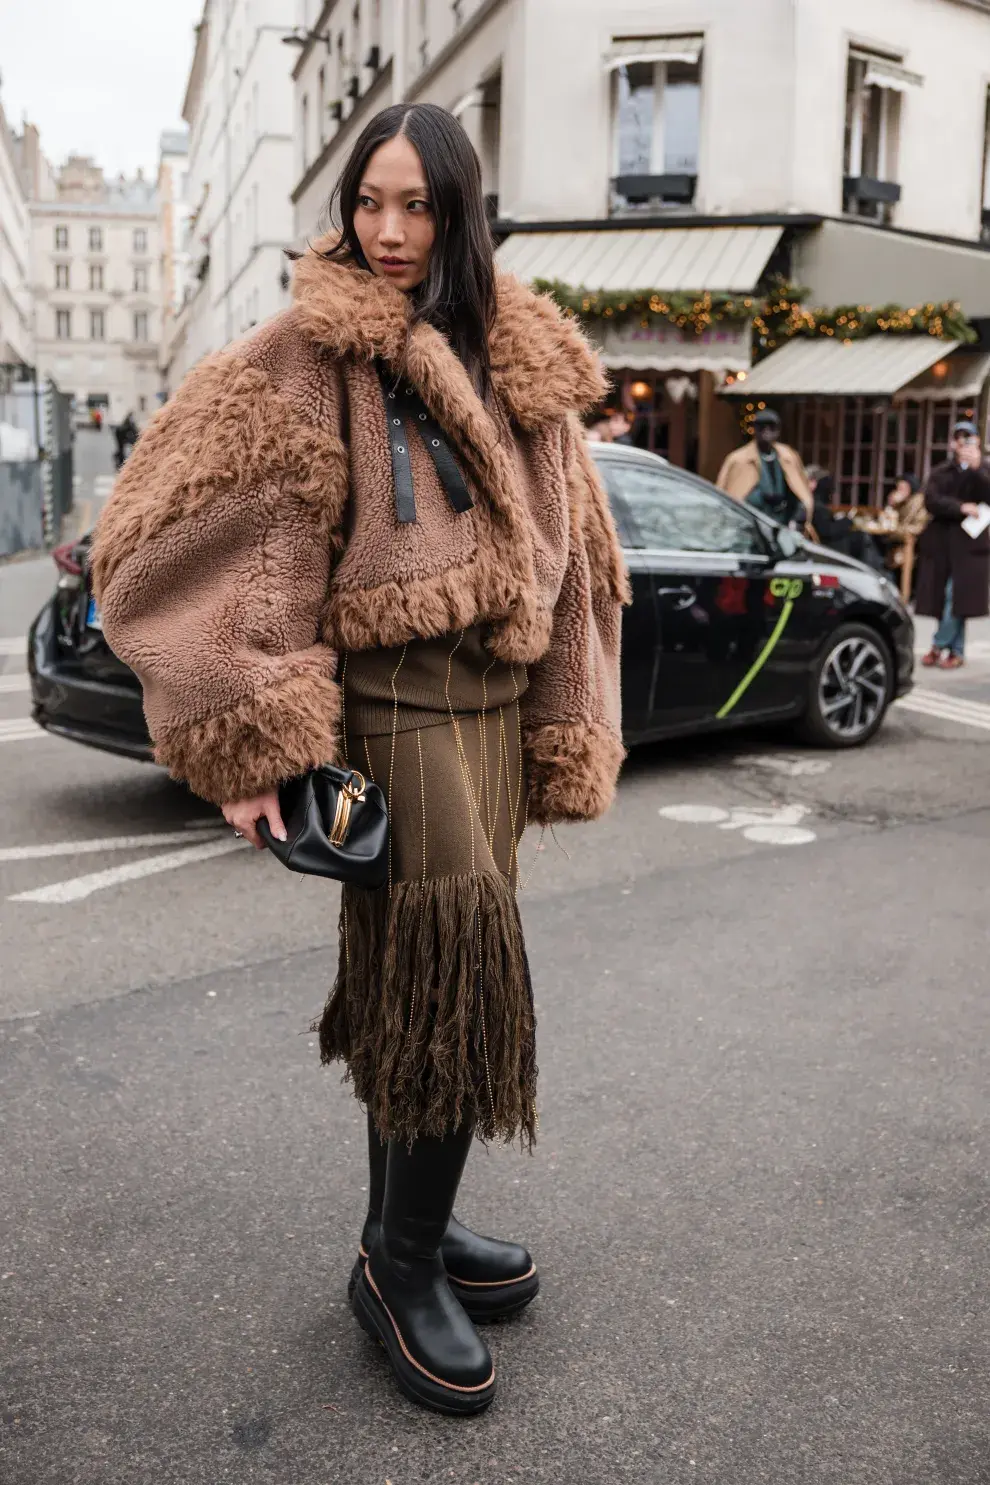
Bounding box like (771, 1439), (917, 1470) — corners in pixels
(715, 578), (804, 720)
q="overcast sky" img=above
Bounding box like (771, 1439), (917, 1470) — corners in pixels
(0, 1), (205, 178)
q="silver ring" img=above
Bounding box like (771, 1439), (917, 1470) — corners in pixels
(233, 830), (243, 838)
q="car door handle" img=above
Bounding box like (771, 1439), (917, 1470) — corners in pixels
(656, 585), (697, 610)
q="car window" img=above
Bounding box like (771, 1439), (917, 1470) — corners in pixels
(601, 460), (766, 556)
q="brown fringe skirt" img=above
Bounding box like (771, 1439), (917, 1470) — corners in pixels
(316, 632), (538, 1147)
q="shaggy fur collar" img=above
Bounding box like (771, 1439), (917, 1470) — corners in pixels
(291, 242), (606, 432)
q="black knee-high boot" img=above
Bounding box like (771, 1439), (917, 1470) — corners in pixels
(350, 1111), (539, 1322)
(351, 1122), (496, 1415)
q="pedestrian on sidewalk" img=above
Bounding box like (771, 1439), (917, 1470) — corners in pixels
(916, 421), (990, 670)
(716, 408), (814, 530)
(90, 103), (627, 1417)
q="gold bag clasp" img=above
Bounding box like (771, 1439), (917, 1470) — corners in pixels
(328, 770), (367, 847)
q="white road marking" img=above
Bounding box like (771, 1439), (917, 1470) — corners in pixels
(9, 837), (249, 904)
(0, 719), (47, 744)
(0, 674), (30, 694)
(896, 688), (990, 732)
(659, 802), (817, 847)
(658, 804), (729, 824)
(733, 754), (832, 778)
(0, 638), (26, 656)
(0, 829), (225, 863)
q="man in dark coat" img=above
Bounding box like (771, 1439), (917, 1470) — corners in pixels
(915, 421), (990, 669)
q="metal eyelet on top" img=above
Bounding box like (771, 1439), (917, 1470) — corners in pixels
(432, 439), (440, 448)
(419, 412), (427, 421)
(392, 417), (401, 426)
(397, 445), (405, 453)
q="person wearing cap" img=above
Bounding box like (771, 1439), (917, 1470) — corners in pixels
(915, 420), (990, 670)
(716, 409), (814, 529)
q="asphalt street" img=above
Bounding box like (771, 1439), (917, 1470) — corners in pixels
(2, 466), (990, 1483)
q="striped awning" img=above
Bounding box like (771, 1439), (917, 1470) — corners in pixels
(722, 336), (959, 397)
(896, 351), (990, 402)
(604, 35), (704, 69)
(495, 225), (783, 295)
(850, 49), (923, 91)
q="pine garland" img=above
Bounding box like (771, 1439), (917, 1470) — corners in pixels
(533, 275), (976, 360)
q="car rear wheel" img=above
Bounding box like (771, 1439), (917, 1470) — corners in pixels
(797, 623), (893, 748)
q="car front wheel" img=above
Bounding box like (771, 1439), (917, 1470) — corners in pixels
(797, 622), (893, 748)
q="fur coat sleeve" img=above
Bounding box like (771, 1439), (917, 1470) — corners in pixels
(519, 415), (630, 826)
(90, 347), (348, 805)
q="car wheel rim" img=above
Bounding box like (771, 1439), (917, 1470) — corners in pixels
(818, 636), (889, 739)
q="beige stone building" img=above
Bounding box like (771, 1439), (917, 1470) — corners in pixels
(0, 103), (33, 371)
(288, 0), (990, 500)
(30, 156), (161, 427)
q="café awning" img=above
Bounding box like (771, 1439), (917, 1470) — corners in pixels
(494, 225), (783, 295)
(895, 350), (990, 402)
(722, 335), (959, 397)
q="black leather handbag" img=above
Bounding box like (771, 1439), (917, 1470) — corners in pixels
(257, 764), (388, 889)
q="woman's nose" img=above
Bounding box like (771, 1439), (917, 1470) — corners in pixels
(378, 211), (406, 247)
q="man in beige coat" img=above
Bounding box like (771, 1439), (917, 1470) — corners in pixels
(717, 408), (813, 527)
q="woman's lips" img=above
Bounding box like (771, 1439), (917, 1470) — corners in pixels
(379, 257), (411, 275)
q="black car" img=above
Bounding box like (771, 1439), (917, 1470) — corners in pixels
(28, 444), (913, 760)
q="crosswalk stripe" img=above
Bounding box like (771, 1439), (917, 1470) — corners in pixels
(10, 836), (249, 904)
(0, 829), (225, 863)
(897, 695), (990, 732)
(0, 719), (47, 744)
(0, 674), (30, 694)
(908, 687), (990, 722)
(0, 637), (25, 656)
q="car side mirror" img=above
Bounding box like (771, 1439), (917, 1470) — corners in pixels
(773, 526), (801, 561)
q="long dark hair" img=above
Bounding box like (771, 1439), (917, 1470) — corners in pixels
(322, 103), (497, 403)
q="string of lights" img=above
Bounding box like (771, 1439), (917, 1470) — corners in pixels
(534, 276), (976, 361)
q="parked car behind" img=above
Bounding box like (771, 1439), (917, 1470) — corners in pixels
(29, 445), (913, 762)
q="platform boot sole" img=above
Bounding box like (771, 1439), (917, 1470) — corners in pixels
(349, 1255), (539, 1323)
(351, 1272), (496, 1416)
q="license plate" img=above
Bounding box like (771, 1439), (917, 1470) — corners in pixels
(85, 596), (103, 630)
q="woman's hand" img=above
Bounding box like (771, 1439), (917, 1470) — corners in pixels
(221, 791), (286, 850)
(960, 502), (981, 519)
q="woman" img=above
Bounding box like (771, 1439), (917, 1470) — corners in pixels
(855, 474), (928, 583)
(91, 104), (626, 1416)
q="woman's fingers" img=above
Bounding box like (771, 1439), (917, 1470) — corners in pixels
(262, 796), (287, 844)
(221, 792), (284, 851)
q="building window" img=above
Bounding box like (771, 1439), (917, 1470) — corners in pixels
(90, 263), (104, 291)
(139, 395), (148, 413)
(90, 309), (105, 341)
(317, 66), (326, 147)
(301, 93), (310, 171)
(89, 226), (103, 252)
(134, 265), (149, 292)
(981, 87), (990, 243)
(843, 49), (919, 222)
(609, 38), (703, 211)
(54, 225), (68, 250)
(133, 228), (148, 254)
(133, 311), (149, 342)
(55, 263), (70, 290)
(56, 309), (72, 340)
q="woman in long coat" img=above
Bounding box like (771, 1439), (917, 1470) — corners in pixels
(915, 423), (990, 669)
(91, 104), (626, 1415)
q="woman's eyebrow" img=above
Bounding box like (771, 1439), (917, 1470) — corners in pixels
(359, 179), (430, 197)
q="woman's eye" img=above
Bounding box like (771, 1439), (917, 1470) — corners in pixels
(356, 195), (378, 210)
(408, 199), (431, 214)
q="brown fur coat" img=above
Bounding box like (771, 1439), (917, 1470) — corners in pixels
(91, 250), (629, 820)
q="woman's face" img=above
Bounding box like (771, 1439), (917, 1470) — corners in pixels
(353, 134), (436, 292)
(891, 479), (911, 504)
